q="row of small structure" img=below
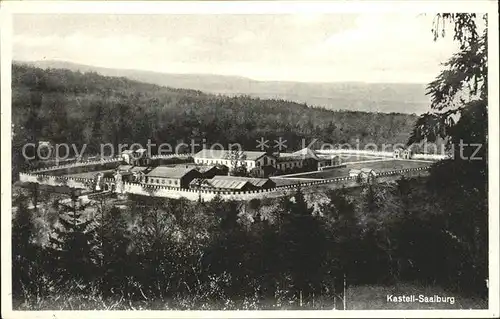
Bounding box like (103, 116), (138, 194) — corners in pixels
(26, 149), (446, 175)
(27, 153), (193, 174)
(130, 166), (431, 195)
(19, 165), (431, 200)
(18, 173), (95, 188)
(316, 149), (449, 160)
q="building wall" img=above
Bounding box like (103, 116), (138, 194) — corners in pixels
(121, 154), (132, 164)
(20, 165), (431, 202)
(18, 173), (92, 189)
(121, 166), (431, 201)
(318, 159), (333, 169)
(393, 150), (413, 159)
(276, 159), (303, 171)
(193, 155), (276, 172)
(255, 155), (275, 168)
(194, 157), (233, 167)
(146, 176), (181, 187)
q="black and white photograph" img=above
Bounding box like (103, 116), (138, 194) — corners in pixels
(1, 1), (498, 318)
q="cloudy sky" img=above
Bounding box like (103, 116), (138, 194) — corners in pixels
(13, 13), (460, 83)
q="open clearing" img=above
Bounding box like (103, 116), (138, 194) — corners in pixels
(345, 159), (433, 171)
(279, 159), (433, 180)
(291, 168), (352, 180)
(336, 154), (388, 163)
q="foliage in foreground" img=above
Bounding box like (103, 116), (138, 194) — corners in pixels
(12, 177), (488, 310)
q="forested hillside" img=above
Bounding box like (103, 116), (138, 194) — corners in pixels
(12, 64), (416, 178)
(12, 64), (417, 175)
(23, 60), (431, 114)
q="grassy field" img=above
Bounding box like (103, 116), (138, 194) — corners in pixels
(292, 168), (352, 180)
(345, 159), (432, 171)
(338, 154), (388, 163)
(285, 160), (432, 180)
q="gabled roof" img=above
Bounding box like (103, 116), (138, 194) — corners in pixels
(190, 177), (251, 190)
(213, 179), (250, 190)
(190, 178), (212, 187)
(146, 166), (198, 179)
(130, 166), (148, 173)
(276, 153), (303, 162)
(210, 175), (273, 188)
(166, 164), (217, 173)
(117, 165), (133, 171)
(197, 165), (217, 173)
(194, 149), (272, 161)
(121, 148), (147, 156)
(291, 148), (320, 160)
(118, 165), (148, 172)
(317, 154), (337, 159)
(278, 152), (296, 158)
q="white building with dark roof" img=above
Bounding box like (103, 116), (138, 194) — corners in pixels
(116, 165), (149, 183)
(393, 147), (413, 159)
(275, 153), (304, 171)
(121, 148), (151, 166)
(277, 148), (333, 171)
(193, 149), (276, 173)
(145, 166), (202, 189)
(163, 163), (222, 177)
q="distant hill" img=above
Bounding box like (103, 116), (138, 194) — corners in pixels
(19, 60), (431, 114)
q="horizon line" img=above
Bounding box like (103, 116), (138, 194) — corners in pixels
(13, 59), (430, 86)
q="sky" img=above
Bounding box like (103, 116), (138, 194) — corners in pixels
(12, 13), (461, 83)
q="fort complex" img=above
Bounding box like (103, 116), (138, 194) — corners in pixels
(18, 146), (445, 201)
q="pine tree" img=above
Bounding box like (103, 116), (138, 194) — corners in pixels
(12, 194), (34, 256)
(409, 13), (489, 296)
(100, 206), (131, 296)
(282, 187), (326, 307)
(320, 189), (359, 309)
(201, 199), (248, 300)
(227, 150), (248, 177)
(130, 203), (176, 299)
(12, 193), (36, 302)
(49, 191), (99, 283)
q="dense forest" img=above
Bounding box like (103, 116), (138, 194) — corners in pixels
(11, 63), (417, 177)
(11, 179), (488, 310)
